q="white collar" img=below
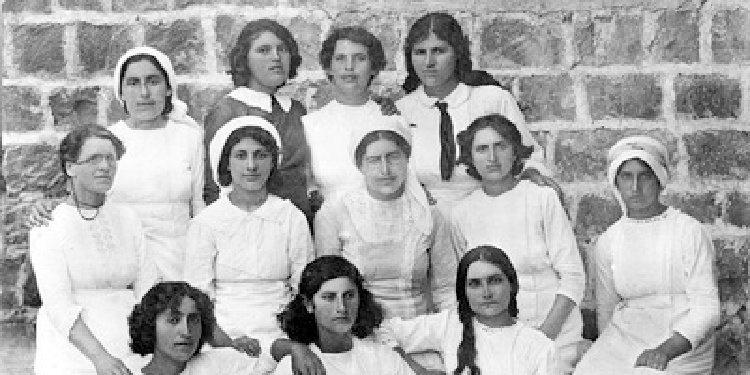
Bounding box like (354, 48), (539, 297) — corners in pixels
(413, 82), (471, 109)
(227, 87), (292, 112)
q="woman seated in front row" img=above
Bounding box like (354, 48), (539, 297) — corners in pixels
(574, 136), (719, 374)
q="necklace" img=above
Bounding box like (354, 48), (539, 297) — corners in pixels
(70, 185), (102, 221)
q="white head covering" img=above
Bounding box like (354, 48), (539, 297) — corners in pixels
(208, 116), (282, 189)
(113, 46), (200, 130)
(607, 135), (669, 216)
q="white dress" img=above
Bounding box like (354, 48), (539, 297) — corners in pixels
(396, 83), (547, 206)
(574, 208), (719, 375)
(273, 337), (415, 375)
(109, 119), (205, 281)
(450, 180), (586, 373)
(135, 348), (271, 375)
(183, 195), (314, 342)
(302, 99), (395, 201)
(380, 308), (556, 375)
(29, 203), (157, 374)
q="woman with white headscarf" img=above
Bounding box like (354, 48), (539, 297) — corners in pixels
(183, 116), (313, 362)
(574, 136), (719, 374)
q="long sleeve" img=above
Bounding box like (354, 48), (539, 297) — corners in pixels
(313, 202), (343, 257)
(672, 224), (720, 348)
(428, 207), (458, 311)
(380, 310), (450, 354)
(190, 130), (206, 215)
(448, 209), (469, 258)
(541, 188), (586, 305)
(183, 220), (218, 299)
(286, 207), (315, 293)
(593, 231), (620, 334)
(133, 217), (159, 299)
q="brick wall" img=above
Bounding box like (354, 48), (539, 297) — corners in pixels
(2, 0), (749, 372)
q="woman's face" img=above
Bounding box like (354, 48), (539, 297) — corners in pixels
(410, 32), (457, 92)
(153, 296), (202, 364)
(67, 137), (118, 195)
(228, 137), (273, 193)
(359, 138), (408, 201)
(465, 261), (512, 322)
(471, 127), (516, 183)
(615, 158), (663, 217)
(246, 31), (291, 94)
(120, 59), (170, 123)
(327, 39), (374, 100)
(309, 277), (359, 338)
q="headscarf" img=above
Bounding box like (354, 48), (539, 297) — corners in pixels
(208, 116), (282, 190)
(343, 116), (433, 240)
(113, 46), (200, 130)
(606, 135), (669, 216)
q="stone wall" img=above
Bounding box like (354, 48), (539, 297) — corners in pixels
(2, 0), (749, 372)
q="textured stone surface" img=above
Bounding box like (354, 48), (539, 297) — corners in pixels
(334, 11), (402, 71)
(574, 193), (621, 240)
(287, 16), (325, 72)
(49, 87), (101, 130)
(2, 0), (51, 13)
(650, 10), (699, 63)
(575, 12), (643, 66)
(2, 86), (43, 132)
(177, 84), (232, 126)
(586, 74), (662, 120)
(11, 25), (65, 76)
(662, 191), (719, 224)
(112, 0), (169, 11)
(684, 131), (750, 180)
(77, 23), (134, 75)
(59, 0), (103, 11)
(518, 74), (576, 122)
(144, 19), (205, 74)
(725, 191), (750, 228)
(480, 14), (565, 68)
(712, 9), (750, 64)
(3, 146), (62, 197)
(214, 15), (245, 75)
(176, 0), (276, 7)
(675, 74), (741, 119)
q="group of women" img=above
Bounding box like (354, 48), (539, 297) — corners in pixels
(27, 10), (720, 375)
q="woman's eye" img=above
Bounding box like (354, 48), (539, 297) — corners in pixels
(125, 78), (139, 86)
(489, 276), (504, 285)
(168, 316), (180, 324)
(412, 49), (426, 56)
(277, 45), (289, 53)
(475, 145), (489, 153)
(256, 151), (271, 159)
(467, 279), (480, 288)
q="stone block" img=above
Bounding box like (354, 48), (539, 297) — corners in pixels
(725, 191), (750, 228)
(684, 131), (750, 180)
(3, 145), (62, 196)
(649, 10), (699, 63)
(480, 13), (564, 68)
(59, 0), (103, 11)
(586, 74), (662, 120)
(712, 9), (750, 64)
(518, 74), (575, 122)
(2, 86), (43, 132)
(675, 74), (741, 119)
(11, 24), (65, 76)
(574, 193), (622, 239)
(2, 198), (32, 263)
(176, 84), (232, 127)
(214, 15), (246, 75)
(49, 87), (101, 130)
(715, 238), (749, 281)
(144, 19), (205, 74)
(662, 191), (719, 224)
(288, 16), (324, 72)
(112, 0), (168, 11)
(715, 314), (750, 375)
(77, 23), (134, 75)
(334, 11), (402, 71)
(176, 0), (276, 7)
(574, 12), (643, 66)
(2, 0), (50, 12)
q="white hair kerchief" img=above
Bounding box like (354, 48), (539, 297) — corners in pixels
(208, 116), (283, 188)
(113, 46), (200, 130)
(606, 135), (670, 216)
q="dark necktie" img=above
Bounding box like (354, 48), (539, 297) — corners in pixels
(270, 94), (284, 115)
(435, 102), (455, 181)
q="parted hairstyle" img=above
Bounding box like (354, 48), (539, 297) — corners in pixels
(229, 18), (302, 87)
(59, 124), (126, 179)
(454, 245), (520, 375)
(277, 256), (384, 344)
(319, 26), (387, 80)
(119, 54), (173, 115)
(216, 126), (280, 187)
(354, 130), (411, 168)
(457, 114), (533, 180)
(128, 282), (215, 357)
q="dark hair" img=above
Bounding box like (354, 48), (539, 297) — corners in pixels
(128, 282), (215, 357)
(457, 114), (533, 180)
(454, 246), (520, 375)
(319, 26), (386, 80)
(402, 13), (504, 93)
(59, 124), (126, 179)
(229, 19), (302, 87)
(216, 126), (280, 187)
(277, 256), (384, 344)
(354, 130), (411, 168)
(119, 54), (173, 115)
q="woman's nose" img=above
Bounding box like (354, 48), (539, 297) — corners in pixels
(426, 52), (437, 67)
(139, 82), (150, 97)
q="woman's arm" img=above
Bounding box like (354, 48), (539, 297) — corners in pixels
(182, 220), (217, 298)
(69, 317), (132, 375)
(189, 129), (206, 216)
(312, 203), (343, 257)
(287, 207), (315, 293)
(593, 232), (620, 334)
(428, 207), (458, 311)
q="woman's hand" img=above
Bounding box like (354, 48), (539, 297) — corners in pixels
(231, 335), (261, 357)
(289, 342), (326, 375)
(634, 348), (669, 371)
(635, 333), (691, 371)
(92, 353), (132, 375)
(26, 200), (54, 228)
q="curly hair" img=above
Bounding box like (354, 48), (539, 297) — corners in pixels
(59, 124), (126, 179)
(229, 18), (302, 87)
(128, 282), (215, 357)
(118, 54), (173, 115)
(216, 126), (280, 187)
(353, 130), (411, 168)
(277, 256), (384, 344)
(456, 114), (533, 180)
(319, 26), (386, 79)
(454, 246), (520, 375)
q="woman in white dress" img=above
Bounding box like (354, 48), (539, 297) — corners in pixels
(30, 125), (158, 374)
(450, 114), (586, 374)
(380, 245), (556, 375)
(574, 136), (719, 374)
(128, 282), (268, 375)
(183, 116), (314, 358)
(273, 256), (415, 375)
